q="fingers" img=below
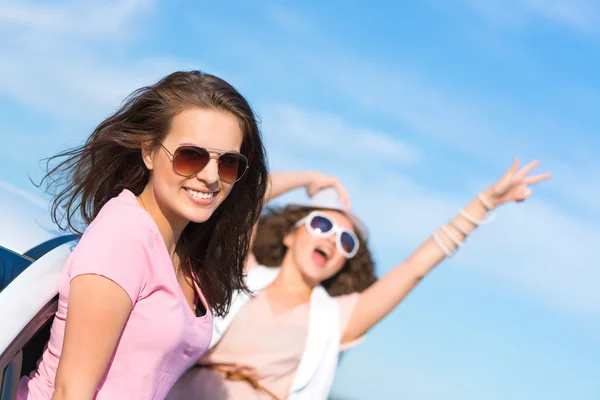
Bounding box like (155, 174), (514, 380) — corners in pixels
(333, 180), (352, 209)
(306, 186), (318, 197)
(507, 158), (520, 177)
(516, 160), (540, 179)
(498, 158), (520, 182)
(514, 186), (532, 202)
(510, 157), (520, 174)
(524, 172), (551, 185)
(237, 365), (256, 373)
(306, 176), (352, 209)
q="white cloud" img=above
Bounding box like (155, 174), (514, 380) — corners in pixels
(458, 0), (600, 34)
(0, 0), (199, 200)
(0, 47), (185, 123)
(0, 0), (153, 38)
(0, 180), (47, 209)
(0, 0), (198, 170)
(219, 6), (598, 220)
(266, 5), (311, 36)
(261, 103), (422, 169)
(222, 26), (584, 174)
(0, 0), (185, 123)
(523, 0), (600, 32)
(287, 54), (600, 218)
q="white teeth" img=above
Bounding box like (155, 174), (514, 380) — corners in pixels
(316, 246), (332, 258)
(186, 188), (215, 199)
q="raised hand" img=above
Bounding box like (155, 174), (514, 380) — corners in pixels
(487, 158), (551, 207)
(305, 172), (351, 209)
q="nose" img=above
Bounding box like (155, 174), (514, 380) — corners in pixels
(325, 232), (337, 247)
(196, 156), (220, 186)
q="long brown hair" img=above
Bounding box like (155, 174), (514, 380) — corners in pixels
(253, 206), (377, 295)
(39, 70), (268, 317)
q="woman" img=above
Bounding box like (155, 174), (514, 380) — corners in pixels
(169, 161), (550, 400)
(17, 71), (268, 399)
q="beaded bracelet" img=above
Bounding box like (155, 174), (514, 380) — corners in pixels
(459, 207), (496, 226)
(432, 230), (454, 257)
(477, 192), (494, 211)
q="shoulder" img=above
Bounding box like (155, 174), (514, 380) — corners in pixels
(66, 191), (157, 301)
(72, 190), (158, 263)
(333, 292), (360, 308)
(245, 264), (280, 291)
(333, 292), (360, 327)
(84, 190), (156, 244)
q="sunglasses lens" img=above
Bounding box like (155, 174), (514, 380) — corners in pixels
(218, 153), (248, 183)
(309, 215), (333, 235)
(340, 232), (357, 255)
(173, 147), (210, 176)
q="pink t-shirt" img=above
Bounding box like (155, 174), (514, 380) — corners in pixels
(17, 189), (213, 400)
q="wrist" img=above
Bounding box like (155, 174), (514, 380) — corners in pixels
(479, 188), (497, 210)
(305, 170), (319, 185)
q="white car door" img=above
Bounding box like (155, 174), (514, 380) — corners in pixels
(0, 182), (77, 400)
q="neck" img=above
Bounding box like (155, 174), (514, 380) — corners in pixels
(271, 254), (316, 299)
(138, 185), (186, 257)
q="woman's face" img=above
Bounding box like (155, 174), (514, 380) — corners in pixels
(143, 107), (243, 226)
(284, 209), (356, 285)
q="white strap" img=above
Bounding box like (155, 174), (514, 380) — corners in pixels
(290, 286), (340, 393)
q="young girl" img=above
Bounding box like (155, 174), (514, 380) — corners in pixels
(168, 162), (550, 400)
(17, 71), (269, 400)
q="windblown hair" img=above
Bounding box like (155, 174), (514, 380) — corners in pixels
(39, 70), (268, 317)
(253, 206), (377, 296)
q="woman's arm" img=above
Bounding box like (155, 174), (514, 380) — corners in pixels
(52, 275), (132, 400)
(342, 159), (551, 343)
(265, 171), (350, 208)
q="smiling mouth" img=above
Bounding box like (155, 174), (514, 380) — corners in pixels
(315, 248), (327, 258)
(314, 246), (332, 260)
(312, 247), (331, 268)
(184, 188), (217, 199)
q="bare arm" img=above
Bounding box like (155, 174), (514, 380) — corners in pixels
(52, 275), (132, 400)
(342, 191), (489, 342)
(265, 171), (350, 207)
(342, 159), (551, 343)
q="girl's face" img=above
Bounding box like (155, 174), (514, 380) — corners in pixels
(143, 107), (243, 227)
(284, 209), (356, 285)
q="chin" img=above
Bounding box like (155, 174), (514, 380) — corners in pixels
(299, 265), (330, 286)
(188, 208), (218, 224)
(179, 197), (226, 224)
(172, 201), (217, 224)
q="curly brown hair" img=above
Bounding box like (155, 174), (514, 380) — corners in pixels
(253, 206), (377, 296)
(38, 70), (268, 317)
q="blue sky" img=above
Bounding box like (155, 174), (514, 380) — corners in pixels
(1, 1), (599, 398)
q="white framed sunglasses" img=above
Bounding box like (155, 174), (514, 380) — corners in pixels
(295, 211), (360, 259)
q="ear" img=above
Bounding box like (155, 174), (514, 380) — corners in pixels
(282, 229), (296, 249)
(141, 142), (156, 171)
